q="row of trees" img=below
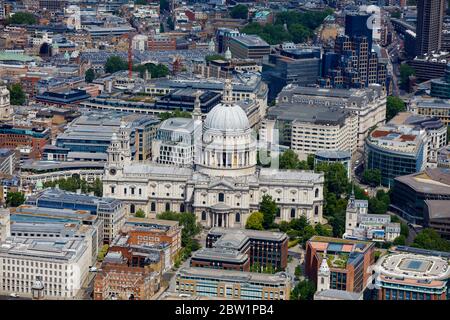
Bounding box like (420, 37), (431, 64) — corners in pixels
(6, 12), (37, 25)
(103, 56), (169, 78)
(240, 9), (332, 45)
(43, 177), (103, 197)
(159, 109), (191, 121)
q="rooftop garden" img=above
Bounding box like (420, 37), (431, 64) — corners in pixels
(326, 253), (349, 269)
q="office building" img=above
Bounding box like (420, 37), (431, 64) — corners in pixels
(108, 235), (171, 273)
(46, 112), (159, 162)
(344, 191), (400, 242)
(391, 167), (450, 226)
(34, 89), (91, 107)
(25, 188), (125, 243)
(345, 12), (373, 52)
(437, 145), (450, 168)
(215, 28), (240, 54)
(263, 103), (358, 160)
(424, 200), (450, 239)
(305, 236), (375, 294)
(121, 217), (182, 265)
(409, 97), (450, 126)
(11, 204), (103, 263)
(228, 35), (270, 60)
(365, 122), (429, 187)
(430, 62), (450, 99)
(0, 125), (50, 160)
(175, 267), (291, 300)
(274, 85), (386, 149)
(262, 46), (322, 100)
(0, 237), (90, 299)
(0, 148), (16, 175)
(193, 228), (289, 272)
(389, 112), (447, 164)
(416, 0), (445, 56)
(375, 246), (450, 300)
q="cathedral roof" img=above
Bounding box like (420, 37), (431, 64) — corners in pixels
(204, 79), (250, 133)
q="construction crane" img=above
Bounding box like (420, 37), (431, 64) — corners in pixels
(121, 30), (137, 79)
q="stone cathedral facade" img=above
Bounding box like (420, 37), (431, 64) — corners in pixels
(102, 80), (324, 228)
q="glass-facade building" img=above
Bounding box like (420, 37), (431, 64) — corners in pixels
(365, 138), (426, 187)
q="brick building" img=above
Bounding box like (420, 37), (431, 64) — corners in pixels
(305, 236), (375, 293)
(0, 125), (50, 159)
(122, 217), (182, 264)
(94, 253), (161, 300)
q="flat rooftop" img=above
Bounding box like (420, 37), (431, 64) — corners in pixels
(177, 267), (290, 285)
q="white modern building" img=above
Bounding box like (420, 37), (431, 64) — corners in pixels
(103, 80), (325, 227)
(275, 84), (386, 149)
(0, 237), (91, 299)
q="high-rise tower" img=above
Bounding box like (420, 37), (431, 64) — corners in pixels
(416, 0), (445, 56)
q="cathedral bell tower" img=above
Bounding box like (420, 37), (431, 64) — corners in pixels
(106, 120), (132, 176)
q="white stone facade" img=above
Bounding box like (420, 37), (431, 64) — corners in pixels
(103, 81), (324, 227)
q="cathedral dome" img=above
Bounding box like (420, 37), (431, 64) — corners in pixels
(204, 103), (250, 132)
(204, 79), (250, 132)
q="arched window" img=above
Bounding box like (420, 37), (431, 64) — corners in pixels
(201, 211), (206, 221)
(180, 203), (185, 213)
(130, 204), (135, 214)
(235, 213), (240, 223)
(151, 202), (156, 212)
(218, 193), (225, 202)
(290, 208), (296, 218)
(165, 203), (171, 212)
(315, 188), (319, 198)
(315, 206), (319, 216)
(276, 208), (281, 218)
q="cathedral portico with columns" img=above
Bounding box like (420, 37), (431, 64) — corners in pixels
(102, 80), (325, 228)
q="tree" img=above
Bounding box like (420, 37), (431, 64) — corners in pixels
(289, 216), (308, 231)
(278, 221), (290, 233)
(315, 162), (349, 195)
(85, 68), (95, 83)
(290, 279), (316, 300)
(134, 0), (148, 4)
(315, 223), (333, 237)
(362, 169), (381, 187)
(6, 192), (25, 207)
(135, 209), (146, 218)
(7, 12), (37, 25)
(8, 83), (26, 105)
(412, 228), (450, 252)
(279, 149), (300, 169)
(230, 4), (248, 20)
(259, 194), (277, 229)
(391, 10), (401, 19)
(400, 64), (415, 89)
(245, 211), (264, 230)
(393, 235), (406, 245)
(386, 96), (406, 121)
(157, 211), (200, 247)
(133, 63), (169, 78)
(104, 56), (128, 74)
(289, 24), (311, 43)
(159, 109), (191, 121)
